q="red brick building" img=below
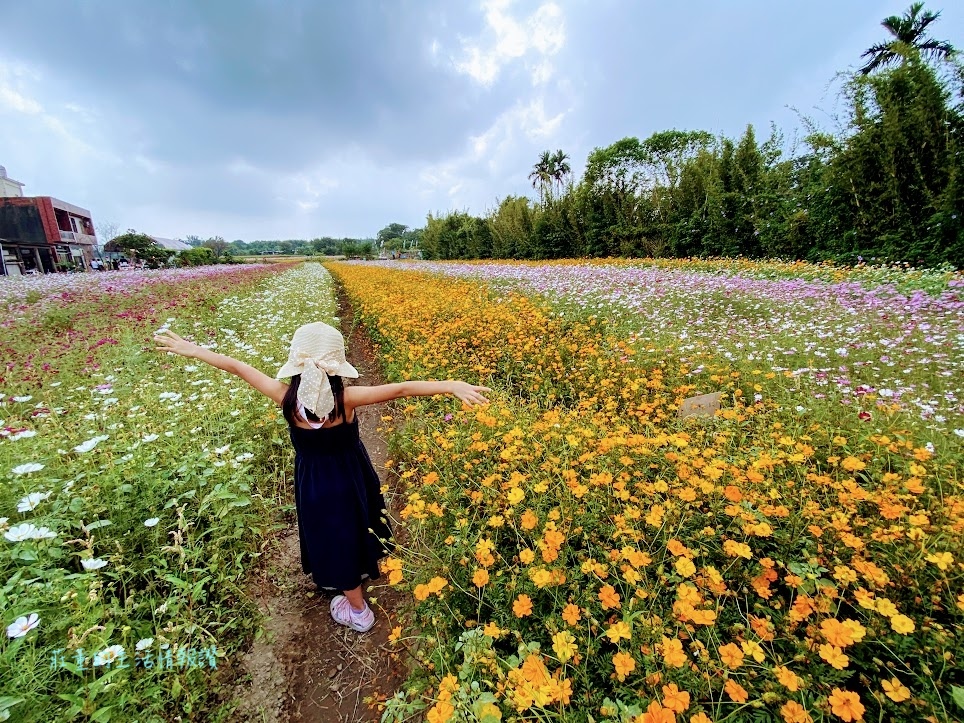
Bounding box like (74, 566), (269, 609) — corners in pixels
(0, 196), (98, 275)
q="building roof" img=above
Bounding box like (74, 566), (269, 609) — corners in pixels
(49, 197), (92, 217)
(149, 236), (192, 251)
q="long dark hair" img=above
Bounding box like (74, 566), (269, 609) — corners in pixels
(282, 373), (345, 426)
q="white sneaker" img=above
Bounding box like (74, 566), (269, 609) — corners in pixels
(330, 595), (375, 633)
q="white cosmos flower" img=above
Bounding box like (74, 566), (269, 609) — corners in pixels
(144, 517), (160, 527)
(93, 645), (125, 666)
(158, 392), (181, 401)
(5, 523), (38, 542)
(9, 430), (37, 441)
(184, 365), (198, 372)
(135, 637), (154, 650)
(33, 526), (56, 540)
(234, 452), (254, 462)
(74, 435), (108, 453)
(81, 558), (108, 571)
(12, 462), (44, 475)
(925, 442), (935, 454)
(17, 491), (51, 512)
(6, 613), (40, 638)
(214, 445), (230, 455)
(142, 434), (159, 443)
(955, 429), (964, 438)
(12, 396), (33, 403)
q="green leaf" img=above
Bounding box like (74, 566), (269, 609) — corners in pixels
(84, 519), (112, 532)
(0, 699), (24, 716)
(90, 705), (115, 722)
(951, 685), (964, 711)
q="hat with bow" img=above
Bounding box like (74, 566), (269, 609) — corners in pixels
(275, 322), (359, 418)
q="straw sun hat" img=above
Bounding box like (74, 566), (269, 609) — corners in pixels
(275, 322), (358, 418)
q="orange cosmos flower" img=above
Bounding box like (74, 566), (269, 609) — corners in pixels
(562, 603), (581, 626)
(820, 618), (857, 647)
(599, 584), (621, 610)
(520, 509), (539, 530)
(513, 594), (533, 617)
(723, 679), (748, 703)
(426, 700), (455, 723)
(661, 683), (691, 713)
(827, 689), (864, 721)
(661, 636), (688, 668)
(689, 714), (713, 723)
(774, 665), (801, 692)
(640, 700), (676, 723)
(881, 677), (910, 702)
(780, 701), (812, 723)
(718, 643), (744, 669)
(840, 456), (865, 472)
(472, 569), (490, 587)
(612, 651), (635, 681)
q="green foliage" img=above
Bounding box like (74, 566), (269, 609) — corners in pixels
(416, 4), (964, 269)
(177, 247), (215, 267)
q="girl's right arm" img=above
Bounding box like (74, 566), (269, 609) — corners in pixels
(154, 330), (288, 406)
(346, 380), (490, 409)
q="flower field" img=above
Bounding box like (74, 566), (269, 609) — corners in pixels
(1, 263), (339, 722)
(329, 259), (964, 723)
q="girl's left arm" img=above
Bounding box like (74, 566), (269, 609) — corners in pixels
(154, 330), (288, 405)
(346, 380), (490, 409)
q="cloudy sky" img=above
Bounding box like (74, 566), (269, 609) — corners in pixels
(1, 0), (961, 242)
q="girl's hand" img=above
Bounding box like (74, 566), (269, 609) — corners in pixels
(154, 330), (202, 359)
(451, 381), (491, 406)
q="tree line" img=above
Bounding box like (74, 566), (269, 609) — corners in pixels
(420, 4), (963, 268)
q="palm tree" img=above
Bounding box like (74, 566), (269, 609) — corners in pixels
(859, 2), (955, 75)
(529, 150), (553, 206)
(550, 149), (571, 198)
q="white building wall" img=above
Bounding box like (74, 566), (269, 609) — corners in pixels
(0, 177), (24, 198)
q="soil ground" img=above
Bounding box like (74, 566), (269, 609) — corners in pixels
(226, 283), (409, 722)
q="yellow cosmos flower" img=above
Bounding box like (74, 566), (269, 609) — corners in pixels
(819, 644), (849, 669)
(925, 551), (953, 571)
(552, 630), (577, 662)
(604, 620), (632, 644)
(890, 614), (915, 634)
(675, 557), (697, 578)
(472, 568), (490, 587)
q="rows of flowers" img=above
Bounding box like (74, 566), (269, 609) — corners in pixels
(368, 258), (964, 438)
(328, 261), (963, 723)
(0, 262), (337, 721)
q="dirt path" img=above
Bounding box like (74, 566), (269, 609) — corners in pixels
(227, 283), (408, 722)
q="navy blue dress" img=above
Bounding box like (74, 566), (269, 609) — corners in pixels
(288, 412), (394, 591)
